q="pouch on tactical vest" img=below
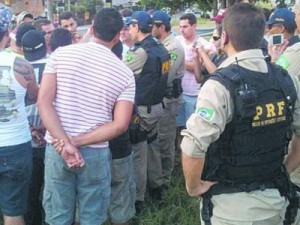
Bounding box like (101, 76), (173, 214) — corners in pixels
(128, 115), (147, 144)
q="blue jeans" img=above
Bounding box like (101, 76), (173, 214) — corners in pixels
(43, 144), (111, 225)
(109, 153), (136, 223)
(176, 94), (197, 127)
(0, 141), (32, 216)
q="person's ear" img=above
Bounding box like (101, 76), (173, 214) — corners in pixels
(112, 33), (120, 46)
(222, 31), (229, 45)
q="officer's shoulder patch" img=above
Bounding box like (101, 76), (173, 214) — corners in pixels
(170, 52), (178, 61)
(125, 52), (133, 62)
(196, 107), (215, 122)
(276, 54), (290, 69)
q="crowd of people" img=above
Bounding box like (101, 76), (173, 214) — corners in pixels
(1, 1), (300, 225)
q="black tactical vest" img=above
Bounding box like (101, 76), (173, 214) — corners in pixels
(133, 35), (171, 106)
(202, 62), (297, 192)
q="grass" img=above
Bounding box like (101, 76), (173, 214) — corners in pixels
(130, 157), (200, 225)
(171, 17), (215, 28)
(0, 153), (200, 225)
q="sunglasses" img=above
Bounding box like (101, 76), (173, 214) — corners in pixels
(212, 36), (221, 41)
(268, 24), (281, 29)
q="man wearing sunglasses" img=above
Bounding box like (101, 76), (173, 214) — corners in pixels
(267, 8), (299, 47)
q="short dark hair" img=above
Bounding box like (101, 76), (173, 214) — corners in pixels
(154, 23), (171, 32)
(119, 8), (133, 17)
(33, 19), (52, 31)
(16, 22), (36, 47)
(223, 3), (265, 51)
(93, 8), (123, 42)
(50, 28), (72, 52)
(135, 24), (153, 34)
(180, 13), (197, 26)
(59, 11), (74, 25)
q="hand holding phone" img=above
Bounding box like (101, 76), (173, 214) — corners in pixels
(270, 34), (284, 46)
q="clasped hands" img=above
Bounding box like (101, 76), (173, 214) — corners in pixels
(51, 138), (85, 168)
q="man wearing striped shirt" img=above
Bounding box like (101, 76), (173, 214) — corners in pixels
(38, 8), (135, 225)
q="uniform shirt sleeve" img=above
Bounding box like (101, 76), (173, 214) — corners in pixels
(181, 79), (233, 158)
(123, 47), (147, 75)
(168, 40), (185, 84)
(276, 43), (300, 79)
(43, 47), (60, 74)
(289, 73), (300, 137)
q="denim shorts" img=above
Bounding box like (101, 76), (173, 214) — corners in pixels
(43, 144), (111, 225)
(176, 94), (197, 127)
(0, 141), (32, 216)
(109, 153), (136, 223)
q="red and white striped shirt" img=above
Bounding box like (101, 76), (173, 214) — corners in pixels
(44, 42), (135, 148)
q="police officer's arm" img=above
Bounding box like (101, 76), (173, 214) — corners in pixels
(123, 47), (148, 74)
(13, 57), (39, 106)
(285, 74), (300, 173)
(169, 43), (185, 81)
(181, 80), (233, 197)
(286, 135), (300, 173)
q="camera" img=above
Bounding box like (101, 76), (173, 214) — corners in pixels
(270, 34), (284, 46)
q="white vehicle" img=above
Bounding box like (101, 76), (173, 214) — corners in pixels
(184, 8), (194, 14)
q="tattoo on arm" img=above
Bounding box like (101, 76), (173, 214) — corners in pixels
(13, 57), (34, 81)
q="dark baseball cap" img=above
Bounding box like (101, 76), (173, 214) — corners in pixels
(152, 10), (171, 26)
(22, 30), (46, 61)
(130, 11), (153, 29)
(16, 22), (36, 46)
(266, 8), (296, 31)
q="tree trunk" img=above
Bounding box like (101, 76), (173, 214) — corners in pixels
(212, 0), (218, 16)
(47, 0), (54, 22)
(220, 0), (226, 8)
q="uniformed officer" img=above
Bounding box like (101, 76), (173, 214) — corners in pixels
(181, 3), (300, 225)
(267, 8), (299, 48)
(152, 10), (185, 190)
(123, 11), (171, 212)
(269, 2), (300, 224)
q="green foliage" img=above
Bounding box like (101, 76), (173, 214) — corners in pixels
(132, 158), (200, 225)
(77, 0), (100, 14)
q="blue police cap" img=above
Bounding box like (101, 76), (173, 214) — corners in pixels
(267, 8), (296, 31)
(152, 10), (171, 26)
(123, 16), (132, 27)
(130, 11), (153, 29)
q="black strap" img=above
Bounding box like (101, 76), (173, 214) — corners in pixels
(147, 132), (158, 144)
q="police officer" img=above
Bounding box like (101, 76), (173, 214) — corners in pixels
(181, 3), (300, 225)
(152, 10), (185, 190)
(269, 3), (300, 225)
(124, 11), (171, 212)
